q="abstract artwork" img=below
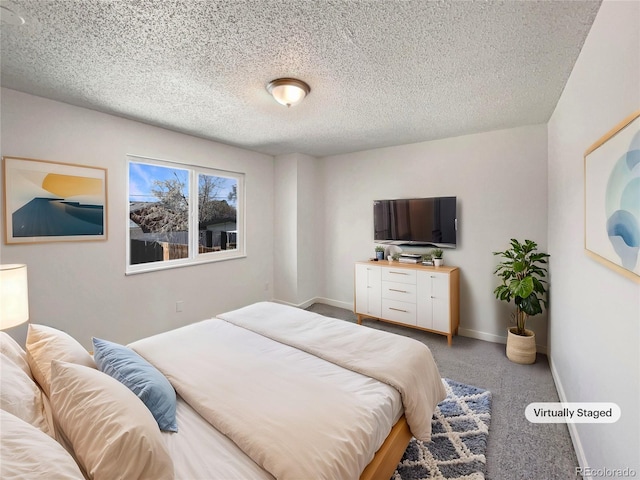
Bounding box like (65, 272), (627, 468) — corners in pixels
(584, 111), (640, 281)
(3, 157), (107, 243)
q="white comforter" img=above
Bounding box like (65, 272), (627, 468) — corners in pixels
(131, 302), (445, 480)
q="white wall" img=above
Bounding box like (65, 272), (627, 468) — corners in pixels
(274, 154), (298, 303)
(296, 154), (323, 304)
(0, 88), (275, 348)
(547, 0), (640, 473)
(273, 153), (323, 306)
(319, 125), (549, 347)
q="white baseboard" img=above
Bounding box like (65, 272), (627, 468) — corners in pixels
(310, 297), (354, 311)
(271, 298), (310, 308)
(458, 327), (548, 356)
(458, 327), (507, 344)
(549, 355), (590, 479)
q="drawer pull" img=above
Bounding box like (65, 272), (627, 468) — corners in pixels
(389, 271), (408, 275)
(389, 307), (408, 313)
(389, 288), (408, 293)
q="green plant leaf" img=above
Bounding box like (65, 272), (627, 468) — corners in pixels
(530, 253), (549, 262)
(532, 277), (547, 294)
(519, 294), (543, 316)
(494, 285), (512, 301)
(512, 261), (525, 273)
(510, 276), (534, 298)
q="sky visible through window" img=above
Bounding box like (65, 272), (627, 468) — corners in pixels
(129, 162), (237, 206)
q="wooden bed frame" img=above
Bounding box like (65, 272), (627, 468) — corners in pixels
(360, 416), (412, 480)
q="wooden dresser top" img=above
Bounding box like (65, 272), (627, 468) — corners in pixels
(356, 260), (459, 273)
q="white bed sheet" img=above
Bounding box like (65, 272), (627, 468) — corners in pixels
(139, 319), (404, 480)
(163, 396), (275, 480)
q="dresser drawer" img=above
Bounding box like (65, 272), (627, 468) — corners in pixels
(381, 299), (417, 326)
(381, 268), (416, 284)
(382, 281), (417, 303)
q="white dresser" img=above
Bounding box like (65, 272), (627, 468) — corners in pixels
(354, 261), (460, 345)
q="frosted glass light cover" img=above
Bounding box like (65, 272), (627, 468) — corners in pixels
(267, 78), (310, 107)
(271, 84), (305, 106)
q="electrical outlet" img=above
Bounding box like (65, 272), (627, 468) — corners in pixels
(176, 301), (184, 313)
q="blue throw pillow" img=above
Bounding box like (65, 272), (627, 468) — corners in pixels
(92, 337), (178, 432)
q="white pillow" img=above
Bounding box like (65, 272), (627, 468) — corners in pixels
(26, 324), (96, 397)
(0, 409), (84, 479)
(50, 361), (175, 480)
(0, 333), (52, 436)
(0, 331), (32, 378)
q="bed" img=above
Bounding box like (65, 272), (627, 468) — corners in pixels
(0, 301), (445, 480)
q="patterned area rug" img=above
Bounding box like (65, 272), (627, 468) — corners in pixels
(393, 378), (492, 480)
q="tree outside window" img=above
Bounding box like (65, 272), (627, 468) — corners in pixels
(127, 157), (244, 273)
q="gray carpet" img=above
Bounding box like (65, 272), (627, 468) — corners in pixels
(306, 303), (579, 480)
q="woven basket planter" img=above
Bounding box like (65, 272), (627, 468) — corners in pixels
(506, 328), (536, 364)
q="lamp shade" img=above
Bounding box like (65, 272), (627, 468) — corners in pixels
(267, 78), (310, 107)
(0, 264), (29, 329)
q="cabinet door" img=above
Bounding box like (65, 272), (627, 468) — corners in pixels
(416, 271), (450, 333)
(355, 264), (381, 317)
(431, 273), (451, 333)
(416, 272), (434, 330)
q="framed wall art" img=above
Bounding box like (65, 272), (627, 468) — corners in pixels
(584, 111), (640, 281)
(3, 156), (107, 244)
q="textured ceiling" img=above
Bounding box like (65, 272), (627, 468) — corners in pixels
(1, 0), (601, 157)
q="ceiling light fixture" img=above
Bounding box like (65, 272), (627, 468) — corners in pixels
(266, 78), (310, 107)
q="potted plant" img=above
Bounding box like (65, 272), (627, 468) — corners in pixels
(431, 248), (444, 267)
(421, 253), (433, 265)
(493, 239), (549, 364)
(375, 245), (385, 260)
(391, 252), (401, 261)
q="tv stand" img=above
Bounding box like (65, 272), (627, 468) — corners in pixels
(354, 261), (460, 345)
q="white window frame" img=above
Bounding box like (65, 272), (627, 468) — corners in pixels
(126, 154), (245, 275)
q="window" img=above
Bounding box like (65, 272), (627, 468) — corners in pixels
(127, 155), (244, 274)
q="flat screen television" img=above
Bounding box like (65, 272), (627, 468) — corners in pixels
(373, 196), (457, 248)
